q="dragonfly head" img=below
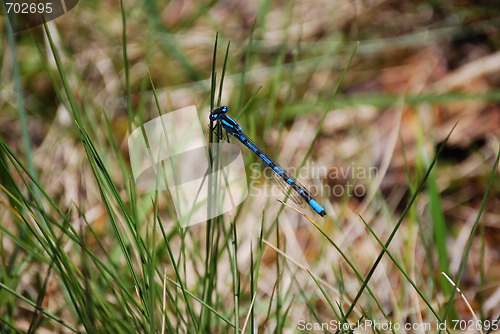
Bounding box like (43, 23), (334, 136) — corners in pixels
(209, 105), (229, 121)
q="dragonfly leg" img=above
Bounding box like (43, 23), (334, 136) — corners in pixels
(210, 123), (224, 141)
(218, 124), (224, 140)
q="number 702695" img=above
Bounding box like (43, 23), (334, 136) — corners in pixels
(452, 319), (498, 331)
(5, 2), (53, 14)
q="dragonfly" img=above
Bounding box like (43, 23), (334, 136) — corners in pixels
(210, 106), (326, 217)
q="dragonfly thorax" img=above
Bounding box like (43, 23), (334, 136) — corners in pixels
(220, 115), (242, 135)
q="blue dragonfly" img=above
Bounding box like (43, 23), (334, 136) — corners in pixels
(210, 106), (326, 217)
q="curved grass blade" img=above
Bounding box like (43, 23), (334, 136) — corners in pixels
(359, 214), (451, 334)
(439, 147), (500, 332)
(339, 123), (458, 330)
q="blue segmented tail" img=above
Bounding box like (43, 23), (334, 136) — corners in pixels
(210, 106), (326, 217)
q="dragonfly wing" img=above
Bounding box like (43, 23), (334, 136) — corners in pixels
(269, 171), (307, 208)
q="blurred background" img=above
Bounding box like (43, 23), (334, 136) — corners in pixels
(1, 0), (499, 332)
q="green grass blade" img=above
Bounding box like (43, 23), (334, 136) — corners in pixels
(439, 148), (500, 331)
(0, 283), (79, 332)
(358, 214), (451, 334)
(120, 0), (133, 131)
(341, 123), (458, 323)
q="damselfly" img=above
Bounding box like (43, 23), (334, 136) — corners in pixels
(210, 106), (326, 217)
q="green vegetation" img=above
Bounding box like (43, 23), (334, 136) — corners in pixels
(1, 1), (499, 332)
